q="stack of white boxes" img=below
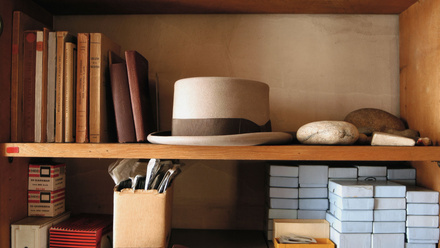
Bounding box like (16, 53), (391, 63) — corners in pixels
(370, 181), (406, 248)
(327, 180), (374, 248)
(387, 166), (417, 186)
(406, 186), (440, 247)
(265, 164), (299, 240)
(298, 165), (329, 219)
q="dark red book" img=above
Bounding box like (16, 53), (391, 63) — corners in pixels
(125, 50), (156, 142)
(109, 51), (136, 143)
(22, 31), (37, 142)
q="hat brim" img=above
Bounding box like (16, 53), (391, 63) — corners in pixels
(147, 131), (293, 146)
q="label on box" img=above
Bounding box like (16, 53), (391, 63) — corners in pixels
(407, 203), (439, 216)
(28, 189), (65, 217)
(28, 164), (66, 191)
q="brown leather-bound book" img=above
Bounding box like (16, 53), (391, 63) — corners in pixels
(11, 11), (48, 142)
(22, 31), (37, 142)
(109, 51), (136, 143)
(76, 33), (90, 143)
(125, 51), (156, 142)
(64, 42), (77, 143)
(89, 33), (120, 143)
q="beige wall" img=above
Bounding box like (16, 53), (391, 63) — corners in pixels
(55, 14), (399, 230)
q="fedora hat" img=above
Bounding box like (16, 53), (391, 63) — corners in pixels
(147, 77), (293, 146)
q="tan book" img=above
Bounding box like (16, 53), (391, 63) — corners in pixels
(46, 31), (57, 142)
(11, 11), (47, 142)
(64, 42), (77, 142)
(55, 31), (75, 143)
(89, 33), (120, 143)
(76, 33), (90, 143)
(34, 28), (49, 143)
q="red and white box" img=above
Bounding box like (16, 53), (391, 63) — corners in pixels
(28, 188), (65, 217)
(28, 163), (65, 191)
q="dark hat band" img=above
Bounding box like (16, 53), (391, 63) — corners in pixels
(172, 118), (272, 136)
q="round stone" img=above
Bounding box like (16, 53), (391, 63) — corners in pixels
(344, 108), (406, 134)
(296, 121), (359, 145)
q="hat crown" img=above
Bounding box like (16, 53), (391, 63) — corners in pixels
(173, 77), (270, 126)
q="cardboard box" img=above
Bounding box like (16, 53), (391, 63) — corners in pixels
(270, 176), (299, 188)
(374, 198), (406, 210)
(11, 212), (70, 248)
(357, 176), (387, 181)
(273, 219), (330, 240)
(407, 203), (439, 216)
(405, 243), (436, 248)
(299, 199), (329, 210)
(406, 227), (440, 240)
(273, 238), (334, 248)
(297, 210), (326, 219)
(270, 198), (299, 209)
(28, 163), (66, 191)
(328, 203), (373, 221)
(299, 165), (328, 187)
(406, 186), (439, 203)
(371, 233), (405, 248)
(330, 227), (371, 248)
(406, 215), (439, 227)
(328, 192), (374, 210)
(387, 167), (416, 180)
(369, 181), (407, 198)
(325, 212), (372, 233)
(268, 209), (298, 219)
(372, 221), (406, 233)
(328, 167), (357, 179)
(299, 187), (328, 199)
(328, 180), (373, 198)
(270, 165), (299, 177)
(28, 189), (65, 217)
(374, 210), (406, 221)
(113, 186), (173, 248)
(355, 165), (387, 177)
(270, 188), (299, 199)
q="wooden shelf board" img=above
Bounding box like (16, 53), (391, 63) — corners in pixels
(32, 0), (418, 15)
(2, 143), (440, 161)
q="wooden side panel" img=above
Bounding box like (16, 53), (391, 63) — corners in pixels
(400, 0), (440, 196)
(0, 0), (52, 247)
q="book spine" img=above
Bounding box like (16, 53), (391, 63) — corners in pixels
(34, 31), (43, 142)
(76, 33), (89, 143)
(64, 42), (77, 142)
(55, 31), (66, 143)
(89, 33), (102, 143)
(11, 11), (22, 142)
(40, 28), (49, 143)
(22, 31), (37, 142)
(46, 31), (57, 142)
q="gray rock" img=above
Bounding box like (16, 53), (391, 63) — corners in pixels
(297, 121), (359, 145)
(371, 132), (415, 146)
(344, 108), (406, 134)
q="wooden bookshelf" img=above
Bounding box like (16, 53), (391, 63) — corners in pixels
(3, 143), (440, 161)
(32, 0), (418, 15)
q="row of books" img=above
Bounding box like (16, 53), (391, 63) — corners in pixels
(11, 11), (158, 143)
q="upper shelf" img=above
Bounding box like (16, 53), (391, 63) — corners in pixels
(31, 0), (418, 15)
(2, 143), (440, 161)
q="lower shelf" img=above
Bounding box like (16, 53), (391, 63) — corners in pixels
(168, 229), (269, 248)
